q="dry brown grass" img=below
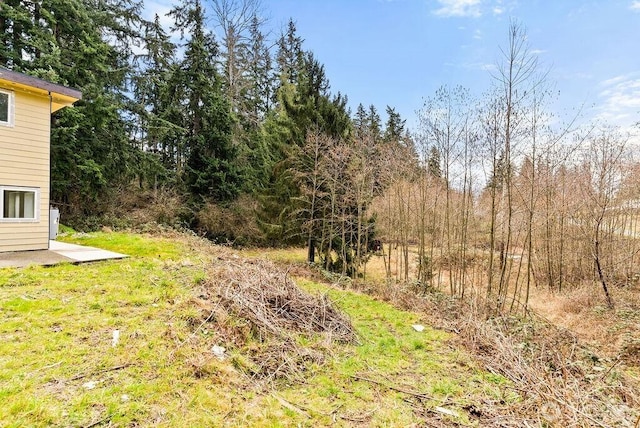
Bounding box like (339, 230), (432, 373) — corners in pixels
(114, 187), (189, 227)
(354, 283), (640, 426)
(365, 245), (640, 371)
(309, 249), (640, 427)
(195, 195), (265, 245)
(457, 307), (639, 427)
(529, 283), (640, 371)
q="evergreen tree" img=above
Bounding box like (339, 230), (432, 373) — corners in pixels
(383, 106), (406, 142)
(275, 19), (304, 87)
(245, 14), (274, 127)
(259, 24), (353, 243)
(367, 104), (382, 142)
(0, 0), (32, 68)
(169, 0), (241, 202)
(354, 103), (368, 139)
(130, 14), (180, 189)
(427, 146), (443, 178)
(0, 0), (145, 220)
(232, 14), (275, 192)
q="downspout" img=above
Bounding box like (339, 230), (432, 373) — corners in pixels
(47, 91), (52, 249)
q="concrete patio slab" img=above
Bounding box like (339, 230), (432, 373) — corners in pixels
(0, 241), (127, 268)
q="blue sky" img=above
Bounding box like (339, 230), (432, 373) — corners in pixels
(145, 0), (640, 133)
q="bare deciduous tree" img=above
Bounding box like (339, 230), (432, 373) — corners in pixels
(210, 0), (265, 114)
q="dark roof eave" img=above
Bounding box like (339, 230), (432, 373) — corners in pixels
(0, 67), (82, 100)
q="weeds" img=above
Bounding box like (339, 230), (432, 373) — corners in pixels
(1, 231), (519, 426)
(260, 248), (640, 427)
(363, 283), (640, 427)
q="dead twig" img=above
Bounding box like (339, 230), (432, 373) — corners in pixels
(351, 374), (435, 401)
(273, 394), (310, 417)
(70, 363), (132, 381)
(599, 357), (623, 381)
(83, 414), (112, 428)
(339, 407), (377, 423)
(27, 360), (63, 377)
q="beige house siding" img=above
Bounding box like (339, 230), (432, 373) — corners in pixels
(0, 89), (51, 252)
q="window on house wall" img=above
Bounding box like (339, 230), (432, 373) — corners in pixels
(0, 89), (15, 126)
(0, 187), (39, 221)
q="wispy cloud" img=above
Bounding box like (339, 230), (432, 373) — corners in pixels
(630, 1), (640, 11)
(432, 0), (514, 19)
(433, 0), (482, 18)
(460, 61), (497, 72)
(595, 73), (640, 126)
(492, 0), (505, 15)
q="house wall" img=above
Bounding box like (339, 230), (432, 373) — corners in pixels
(0, 89), (51, 252)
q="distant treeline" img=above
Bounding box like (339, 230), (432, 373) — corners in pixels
(2, 2), (639, 305)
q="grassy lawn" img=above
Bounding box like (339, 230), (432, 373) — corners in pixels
(0, 231), (511, 427)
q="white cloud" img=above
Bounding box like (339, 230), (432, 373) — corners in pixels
(601, 75), (628, 87)
(460, 61), (496, 72)
(630, 1), (640, 11)
(433, 0), (483, 18)
(595, 73), (640, 127)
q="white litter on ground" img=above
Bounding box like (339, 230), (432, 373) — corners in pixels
(211, 345), (226, 360)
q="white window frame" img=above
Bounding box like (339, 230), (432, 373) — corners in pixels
(0, 89), (15, 127)
(0, 186), (40, 222)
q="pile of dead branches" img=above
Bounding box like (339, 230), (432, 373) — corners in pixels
(456, 308), (639, 427)
(383, 286), (640, 427)
(205, 258), (357, 382)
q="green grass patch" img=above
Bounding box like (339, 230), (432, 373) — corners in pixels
(273, 278), (510, 425)
(0, 232), (512, 427)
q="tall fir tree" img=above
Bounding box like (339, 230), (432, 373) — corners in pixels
(232, 13), (275, 193)
(275, 19), (304, 87)
(383, 106), (406, 143)
(367, 105), (382, 143)
(354, 103), (368, 139)
(427, 146), (443, 178)
(130, 13), (180, 188)
(258, 21), (352, 243)
(245, 14), (274, 127)
(169, 0), (241, 202)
